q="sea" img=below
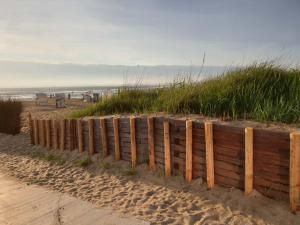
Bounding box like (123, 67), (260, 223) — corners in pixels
(0, 86), (122, 101)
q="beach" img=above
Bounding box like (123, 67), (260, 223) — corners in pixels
(0, 101), (298, 224)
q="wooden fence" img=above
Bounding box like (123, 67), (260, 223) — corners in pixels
(28, 115), (300, 212)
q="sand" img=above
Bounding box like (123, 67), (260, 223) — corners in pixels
(20, 99), (93, 133)
(0, 133), (299, 225)
(0, 100), (298, 224)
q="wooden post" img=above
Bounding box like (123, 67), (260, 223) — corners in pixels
(186, 120), (193, 183)
(100, 118), (108, 157)
(60, 119), (65, 150)
(245, 127), (254, 196)
(34, 119), (39, 145)
(45, 120), (51, 148)
(40, 120), (46, 147)
(205, 122), (214, 189)
(77, 120), (84, 152)
(52, 120), (58, 149)
(28, 114), (34, 144)
(290, 132), (300, 212)
(130, 116), (137, 168)
(88, 119), (95, 154)
(113, 117), (120, 160)
(148, 117), (156, 170)
(164, 119), (171, 177)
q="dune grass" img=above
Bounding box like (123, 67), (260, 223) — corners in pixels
(0, 99), (22, 134)
(72, 64), (300, 124)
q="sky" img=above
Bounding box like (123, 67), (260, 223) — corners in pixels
(0, 0), (299, 87)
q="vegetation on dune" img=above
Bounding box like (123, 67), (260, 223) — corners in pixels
(72, 64), (300, 124)
(0, 99), (22, 134)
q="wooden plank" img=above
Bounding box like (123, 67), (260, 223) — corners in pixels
(100, 118), (108, 157)
(45, 120), (51, 148)
(205, 122), (214, 189)
(88, 119), (95, 154)
(148, 117), (156, 170)
(186, 120), (193, 183)
(60, 119), (65, 150)
(77, 120), (84, 152)
(130, 116), (137, 168)
(34, 119), (39, 145)
(52, 120), (58, 149)
(28, 114), (34, 145)
(39, 120), (44, 146)
(290, 132), (300, 212)
(164, 120), (171, 177)
(245, 127), (253, 196)
(113, 117), (120, 160)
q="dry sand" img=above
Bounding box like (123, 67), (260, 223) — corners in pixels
(20, 99), (93, 133)
(0, 100), (299, 224)
(0, 133), (299, 225)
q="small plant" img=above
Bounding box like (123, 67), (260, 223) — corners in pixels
(44, 154), (66, 165)
(30, 151), (46, 159)
(75, 157), (92, 167)
(99, 162), (111, 170)
(121, 167), (137, 176)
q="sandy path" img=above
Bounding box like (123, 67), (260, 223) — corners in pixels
(0, 173), (148, 225)
(0, 133), (299, 225)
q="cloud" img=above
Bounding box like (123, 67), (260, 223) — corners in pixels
(0, 0), (299, 66)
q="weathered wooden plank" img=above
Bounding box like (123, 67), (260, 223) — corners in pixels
(100, 118), (108, 157)
(60, 119), (65, 150)
(164, 120), (171, 177)
(130, 116), (137, 168)
(290, 132), (300, 212)
(245, 127), (253, 196)
(88, 119), (95, 154)
(77, 120), (84, 152)
(34, 119), (39, 145)
(113, 117), (120, 160)
(186, 120), (193, 183)
(52, 120), (58, 149)
(45, 119), (51, 148)
(205, 122), (214, 189)
(148, 117), (155, 170)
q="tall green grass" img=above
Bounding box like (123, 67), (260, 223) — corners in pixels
(0, 99), (22, 134)
(72, 64), (300, 124)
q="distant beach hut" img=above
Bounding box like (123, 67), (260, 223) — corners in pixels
(55, 93), (66, 108)
(92, 93), (100, 102)
(83, 93), (93, 102)
(36, 93), (48, 106)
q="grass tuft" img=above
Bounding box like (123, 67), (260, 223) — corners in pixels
(75, 157), (92, 167)
(71, 63), (300, 124)
(121, 167), (137, 176)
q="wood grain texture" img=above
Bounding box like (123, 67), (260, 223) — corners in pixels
(113, 117), (120, 160)
(52, 120), (58, 149)
(77, 120), (84, 152)
(60, 119), (65, 150)
(148, 117), (156, 170)
(164, 120), (171, 177)
(245, 127), (253, 196)
(130, 116), (137, 168)
(33, 119), (39, 145)
(290, 132), (300, 212)
(28, 114), (34, 144)
(100, 118), (108, 157)
(205, 122), (214, 189)
(186, 120), (193, 183)
(88, 119), (95, 154)
(45, 120), (51, 148)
